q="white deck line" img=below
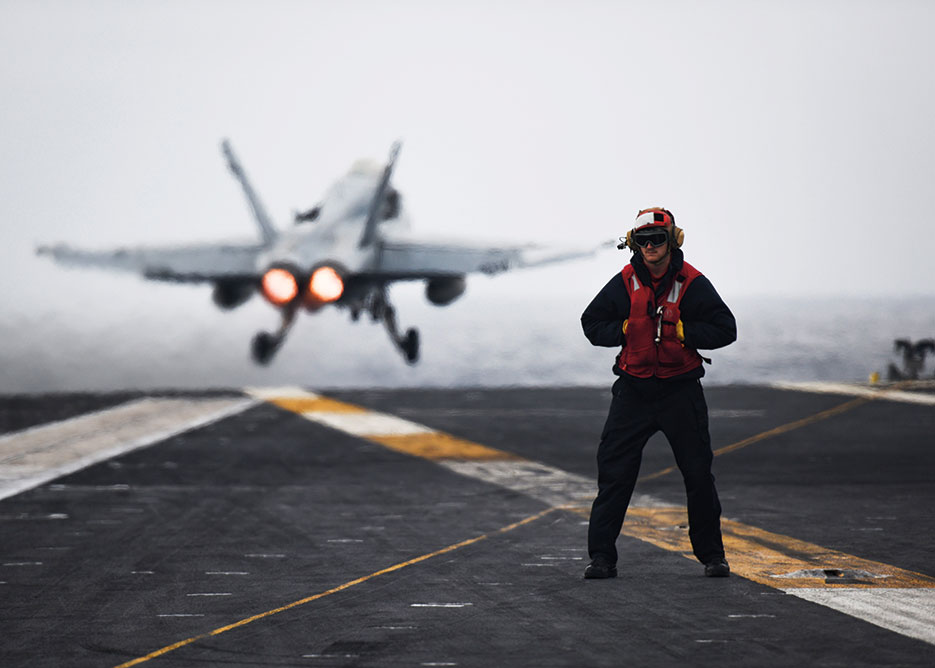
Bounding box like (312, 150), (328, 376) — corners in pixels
(300, 411), (436, 437)
(0, 396), (257, 501)
(770, 381), (935, 406)
(439, 459), (674, 510)
(244, 387), (320, 400)
(440, 460), (595, 508)
(785, 589), (935, 645)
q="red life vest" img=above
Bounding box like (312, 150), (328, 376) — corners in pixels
(617, 261), (704, 378)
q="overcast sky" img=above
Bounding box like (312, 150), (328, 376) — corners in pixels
(3, 0), (933, 301)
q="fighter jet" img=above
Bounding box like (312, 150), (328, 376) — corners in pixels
(38, 141), (603, 365)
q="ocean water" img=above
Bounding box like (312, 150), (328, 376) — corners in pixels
(1, 276), (933, 394)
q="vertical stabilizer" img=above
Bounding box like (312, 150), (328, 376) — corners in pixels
(221, 139), (278, 245)
(359, 141), (402, 248)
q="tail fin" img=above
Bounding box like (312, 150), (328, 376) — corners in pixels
(221, 139), (278, 245)
(358, 141), (402, 248)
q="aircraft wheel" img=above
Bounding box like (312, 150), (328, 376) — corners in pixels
(402, 328), (420, 364)
(251, 331), (279, 366)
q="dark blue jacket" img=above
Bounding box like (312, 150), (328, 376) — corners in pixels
(581, 248), (737, 382)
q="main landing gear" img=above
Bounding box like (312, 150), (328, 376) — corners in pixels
(369, 289), (420, 364)
(248, 290), (420, 366)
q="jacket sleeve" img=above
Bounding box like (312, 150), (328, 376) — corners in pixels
(581, 273), (630, 348)
(679, 276), (736, 350)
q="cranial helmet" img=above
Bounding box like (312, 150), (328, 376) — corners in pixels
(624, 207), (684, 250)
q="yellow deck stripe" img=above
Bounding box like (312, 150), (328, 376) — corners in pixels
(267, 396), (368, 414)
(616, 507), (935, 589)
(260, 391), (521, 462)
(640, 396), (869, 481)
(369, 432), (521, 461)
(113, 506), (559, 668)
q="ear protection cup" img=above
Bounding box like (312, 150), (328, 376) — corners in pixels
(661, 208), (683, 248)
(671, 224), (684, 248)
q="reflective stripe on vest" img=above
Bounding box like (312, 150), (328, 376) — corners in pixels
(667, 279), (683, 303)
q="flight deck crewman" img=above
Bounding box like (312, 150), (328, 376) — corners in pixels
(581, 207), (736, 579)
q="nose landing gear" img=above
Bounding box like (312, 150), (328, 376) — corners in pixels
(250, 306), (297, 365)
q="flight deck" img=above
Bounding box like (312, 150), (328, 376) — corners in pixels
(1, 383), (933, 667)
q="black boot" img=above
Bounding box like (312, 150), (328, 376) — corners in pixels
(584, 557), (617, 579)
(703, 557), (730, 578)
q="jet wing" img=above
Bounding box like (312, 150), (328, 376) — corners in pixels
(36, 240), (264, 282)
(373, 234), (611, 278)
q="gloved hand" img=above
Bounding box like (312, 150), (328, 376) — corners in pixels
(622, 319), (628, 335)
(660, 305), (685, 343)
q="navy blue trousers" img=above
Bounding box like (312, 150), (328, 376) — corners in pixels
(587, 376), (725, 564)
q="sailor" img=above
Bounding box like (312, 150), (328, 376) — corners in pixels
(580, 207), (737, 579)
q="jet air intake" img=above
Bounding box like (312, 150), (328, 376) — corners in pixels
(426, 276), (466, 305)
(212, 280), (255, 310)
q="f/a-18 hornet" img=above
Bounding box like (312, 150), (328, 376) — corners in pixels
(38, 141), (602, 365)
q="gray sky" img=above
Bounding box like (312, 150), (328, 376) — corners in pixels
(2, 0), (933, 308)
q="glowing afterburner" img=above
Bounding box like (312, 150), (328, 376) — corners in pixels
(309, 266), (344, 303)
(261, 268), (299, 306)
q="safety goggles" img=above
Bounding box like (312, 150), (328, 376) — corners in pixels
(633, 230), (669, 248)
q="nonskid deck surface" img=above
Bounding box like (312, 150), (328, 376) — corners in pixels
(0, 383), (932, 667)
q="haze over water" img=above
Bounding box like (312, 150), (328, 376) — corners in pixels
(3, 268), (932, 393)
